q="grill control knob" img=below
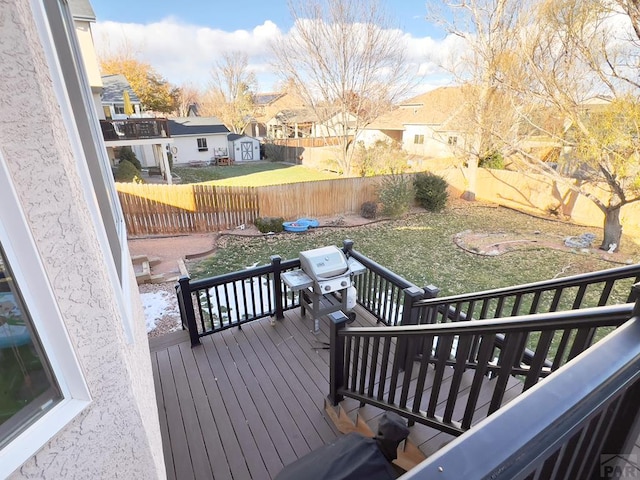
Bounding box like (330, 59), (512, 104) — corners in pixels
(324, 285), (331, 291)
(341, 280), (347, 287)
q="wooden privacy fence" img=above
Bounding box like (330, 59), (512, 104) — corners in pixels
(115, 176), (383, 236)
(116, 183), (259, 235)
(257, 176), (380, 219)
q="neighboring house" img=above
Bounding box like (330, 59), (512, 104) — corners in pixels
(251, 90), (308, 139)
(100, 73), (141, 119)
(167, 117), (231, 165)
(227, 134), (261, 162)
(359, 86), (469, 158)
(266, 107), (358, 139)
(99, 74), (174, 181)
(0, 0), (164, 478)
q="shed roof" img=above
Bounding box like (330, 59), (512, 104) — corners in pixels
(228, 133), (258, 142)
(101, 74), (140, 104)
(168, 117), (230, 136)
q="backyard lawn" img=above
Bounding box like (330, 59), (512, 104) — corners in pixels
(188, 202), (640, 305)
(172, 161), (339, 186)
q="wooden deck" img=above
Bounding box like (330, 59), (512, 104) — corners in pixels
(150, 306), (523, 480)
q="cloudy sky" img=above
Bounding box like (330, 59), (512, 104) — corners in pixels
(90, 0), (461, 95)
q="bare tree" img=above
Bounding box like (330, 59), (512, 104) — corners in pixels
(431, 0), (640, 250)
(498, 0), (640, 251)
(428, 0), (527, 199)
(200, 52), (257, 134)
(173, 83), (201, 117)
(272, 0), (415, 175)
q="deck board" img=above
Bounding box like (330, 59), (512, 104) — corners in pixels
(150, 305), (524, 479)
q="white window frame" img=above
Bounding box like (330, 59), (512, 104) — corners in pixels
(414, 134), (425, 145)
(34, 0), (136, 343)
(0, 154), (91, 478)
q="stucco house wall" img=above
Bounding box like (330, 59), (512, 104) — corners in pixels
(1, 1), (165, 478)
(402, 124), (459, 158)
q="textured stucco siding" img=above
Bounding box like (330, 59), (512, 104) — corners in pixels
(0, 1), (165, 478)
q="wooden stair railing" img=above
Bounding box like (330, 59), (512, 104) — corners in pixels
(407, 292), (640, 479)
(328, 301), (636, 439)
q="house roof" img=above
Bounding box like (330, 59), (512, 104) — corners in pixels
(228, 133), (257, 141)
(367, 86), (468, 130)
(254, 93), (285, 106)
(101, 74), (140, 104)
(68, 0), (96, 22)
(168, 117), (230, 136)
(275, 108), (319, 124)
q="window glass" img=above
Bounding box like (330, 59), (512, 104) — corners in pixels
(197, 138), (208, 151)
(0, 244), (62, 450)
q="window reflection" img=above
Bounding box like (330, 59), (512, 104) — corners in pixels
(0, 244), (62, 449)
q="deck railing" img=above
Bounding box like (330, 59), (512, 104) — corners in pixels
(177, 240), (424, 346)
(414, 263), (640, 325)
(343, 241), (436, 327)
(406, 298), (640, 479)
(100, 118), (169, 141)
(328, 297), (637, 436)
(176, 256), (302, 346)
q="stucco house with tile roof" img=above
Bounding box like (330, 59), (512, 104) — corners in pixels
(359, 86), (470, 158)
(0, 0), (165, 477)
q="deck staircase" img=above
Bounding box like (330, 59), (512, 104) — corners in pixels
(173, 241), (640, 478)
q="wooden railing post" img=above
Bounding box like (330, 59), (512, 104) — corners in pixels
(398, 286), (425, 368)
(422, 284), (441, 324)
(329, 311), (349, 405)
(271, 255), (284, 320)
(632, 283), (640, 316)
(342, 239), (354, 257)
(178, 276), (201, 347)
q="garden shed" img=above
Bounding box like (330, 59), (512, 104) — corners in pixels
(228, 133), (261, 162)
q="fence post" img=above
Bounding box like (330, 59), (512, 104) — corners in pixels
(271, 255), (284, 320)
(398, 286), (425, 369)
(178, 276), (200, 347)
(329, 311), (349, 405)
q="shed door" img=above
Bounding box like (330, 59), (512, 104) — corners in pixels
(241, 141), (253, 160)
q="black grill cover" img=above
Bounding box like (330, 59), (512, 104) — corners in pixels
(274, 433), (397, 480)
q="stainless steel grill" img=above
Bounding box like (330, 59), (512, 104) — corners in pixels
(299, 246), (352, 294)
(282, 246), (365, 333)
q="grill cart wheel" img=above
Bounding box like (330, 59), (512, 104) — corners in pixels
(347, 311), (356, 323)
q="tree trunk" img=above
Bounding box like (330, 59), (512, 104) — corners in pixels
(462, 157), (478, 201)
(600, 206), (622, 251)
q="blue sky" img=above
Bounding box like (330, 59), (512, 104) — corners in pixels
(90, 0), (457, 92)
(91, 1), (441, 37)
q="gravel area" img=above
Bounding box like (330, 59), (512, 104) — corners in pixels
(138, 281), (182, 338)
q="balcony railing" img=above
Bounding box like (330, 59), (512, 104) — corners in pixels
(100, 118), (169, 141)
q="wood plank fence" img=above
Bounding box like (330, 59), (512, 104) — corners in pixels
(115, 176), (383, 236)
(116, 183), (259, 235)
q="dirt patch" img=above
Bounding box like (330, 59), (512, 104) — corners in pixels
(128, 233), (218, 277)
(454, 230), (634, 265)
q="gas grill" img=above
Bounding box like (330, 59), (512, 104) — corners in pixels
(299, 246), (352, 294)
(282, 246), (365, 333)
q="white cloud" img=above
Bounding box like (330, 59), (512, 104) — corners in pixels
(93, 18), (458, 94)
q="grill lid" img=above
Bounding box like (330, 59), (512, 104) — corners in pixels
(299, 246), (349, 280)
